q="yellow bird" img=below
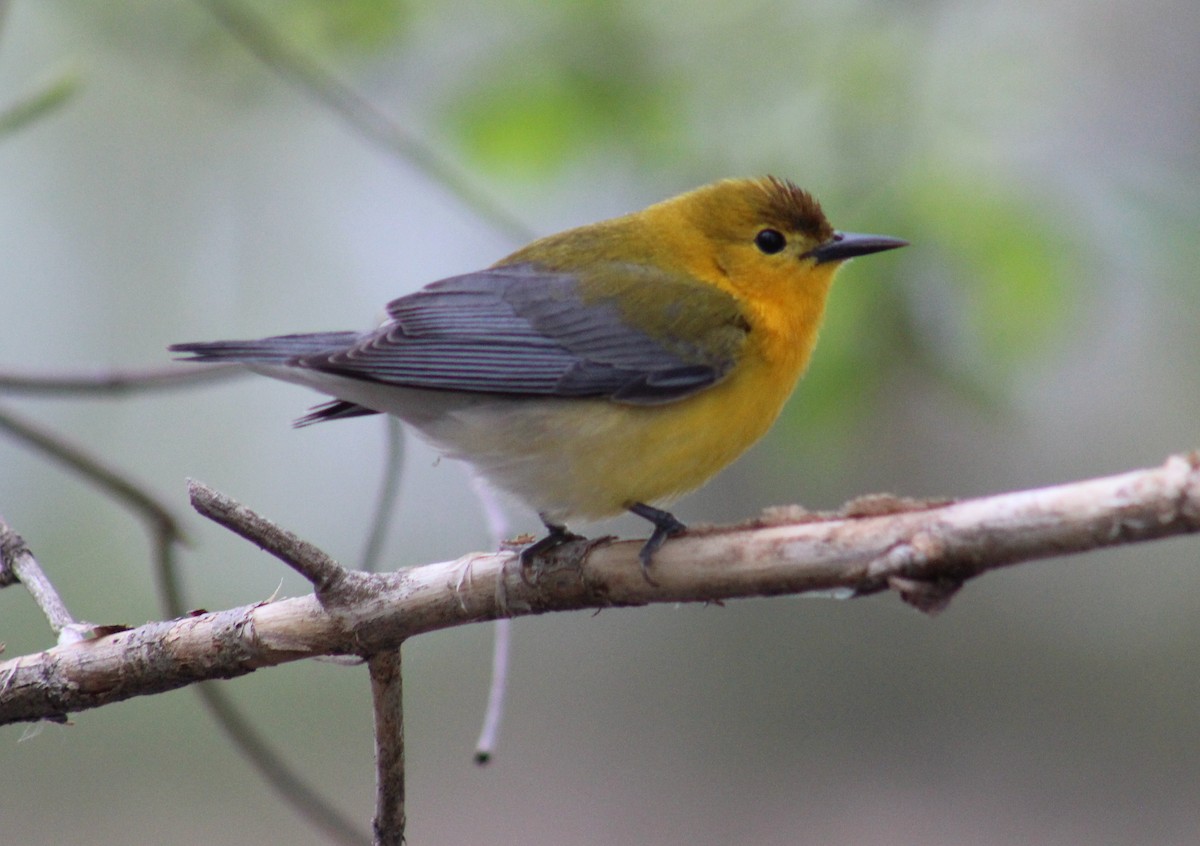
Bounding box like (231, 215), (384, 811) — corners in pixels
(171, 177), (905, 575)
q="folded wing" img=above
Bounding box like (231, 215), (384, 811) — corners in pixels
(303, 262), (747, 405)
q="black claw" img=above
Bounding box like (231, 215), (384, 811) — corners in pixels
(519, 519), (584, 583)
(628, 502), (687, 582)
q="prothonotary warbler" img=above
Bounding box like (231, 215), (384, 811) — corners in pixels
(171, 177), (906, 577)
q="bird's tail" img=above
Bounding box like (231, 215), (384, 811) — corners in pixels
(168, 331), (363, 364)
(169, 331), (381, 427)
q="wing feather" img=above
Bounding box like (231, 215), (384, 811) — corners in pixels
(299, 263), (747, 405)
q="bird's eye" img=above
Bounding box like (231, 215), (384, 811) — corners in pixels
(754, 229), (786, 254)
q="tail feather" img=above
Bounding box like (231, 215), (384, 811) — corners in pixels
(170, 331), (380, 427)
(294, 399), (380, 428)
(168, 331), (362, 364)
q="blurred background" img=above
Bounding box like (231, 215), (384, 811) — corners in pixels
(1, 1), (1198, 843)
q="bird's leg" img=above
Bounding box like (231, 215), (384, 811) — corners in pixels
(627, 502), (687, 582)
(519, 517), (585, 583)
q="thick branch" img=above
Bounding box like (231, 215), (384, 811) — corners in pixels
(2, 453), (1198, 725)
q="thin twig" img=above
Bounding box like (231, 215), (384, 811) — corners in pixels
(360, 417), (404, 572)
(187, 478), (375, 843)
(368, 650), (406, 846)
(0, 407), (186, 542)
(0, 516), (76, 635)
(0, 363), (239, 396)
(6, 452), (1200, 725)
(194, 0), (535, 245)
(0, 365), (232, 616)
(470, 478), (513, 764)
(188, 478), (344, 591)
(183, 480), (369, 844)
(473, 615), (510, 765)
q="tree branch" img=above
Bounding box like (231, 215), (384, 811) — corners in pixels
(3, 452), (1198, 726)
(368, 649), (406, 846)
(0, 516), (77, 636)
(188, 479), (345, 592)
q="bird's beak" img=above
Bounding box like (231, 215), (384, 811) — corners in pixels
(808, 231), (908, 265)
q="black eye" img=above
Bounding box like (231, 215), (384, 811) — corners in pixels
(754, 229), (786, 254)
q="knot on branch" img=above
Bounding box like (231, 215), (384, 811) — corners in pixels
(1169, 451), (1200, 524)
(187, 478), (414, 655)
(868, 531), (962, 615)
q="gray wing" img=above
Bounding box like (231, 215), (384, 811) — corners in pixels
(300, 262), (747, 405)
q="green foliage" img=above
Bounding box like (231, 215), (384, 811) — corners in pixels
(908, 173), (1074, 369)
(447, 65), (672, 179)
(778, 170), (1079, 448)
(0, 69), (79, 138)
(442, 11), (676, 179)
(249, 0), (409, 57)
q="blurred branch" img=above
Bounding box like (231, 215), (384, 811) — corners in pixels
(192, 683), (369, 846)
(5, 452), (1200, 725)
(0, 369), (348, 828)
(0, 403), (187, 556)
(195, 0), (535, 244)
(0, 363), (240, 396)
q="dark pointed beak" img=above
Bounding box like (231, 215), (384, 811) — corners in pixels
(808, 231), (908, 265)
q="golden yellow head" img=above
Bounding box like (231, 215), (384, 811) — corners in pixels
(635, 177), (903, 303)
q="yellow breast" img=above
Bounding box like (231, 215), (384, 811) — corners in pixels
(437, 261), (841, 521)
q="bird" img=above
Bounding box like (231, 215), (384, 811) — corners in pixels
(170, 177), (906, 578)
